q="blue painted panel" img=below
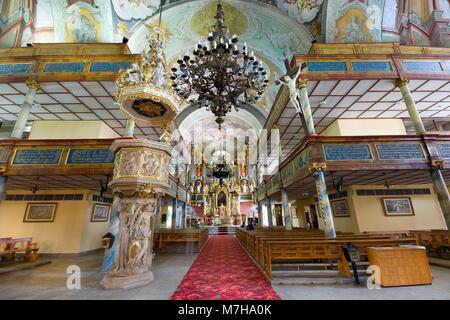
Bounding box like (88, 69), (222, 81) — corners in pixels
(12, 149), (62, 165)
(0, 64), (32, 74)
(324, 145), (372, 161)
(90, 62), (131, 73)
(438, 144), (450, 159)
(306, 62), (347, 72)
(404, 61), (443, 72)
(44, 62), (84, 73)
(376, 144), (425, 160)
(66, 148), (115, 164)
(352, 61), (392, 72)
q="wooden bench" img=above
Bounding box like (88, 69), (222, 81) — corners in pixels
(262, 238), (418, 280)
(410, 230), (450, 258)
(154, 228), (209, 252)
(252, 234), (396, 268)
(0, 238), (40, 263)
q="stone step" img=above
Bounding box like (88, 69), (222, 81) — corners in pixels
(271, 277), (355, 286)
(271, 270), (340, 277)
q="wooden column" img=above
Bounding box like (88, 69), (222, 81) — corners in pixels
(396, 78), (426, 133)
(281, 188), (292, 230)
(124, 117), (135, 137)
(298, 79), (316, 135)
(396, 78), (449, 228)
(266, 195), (273, 227)
(311, 163), (336, 238)
(11, 81), (40, 139)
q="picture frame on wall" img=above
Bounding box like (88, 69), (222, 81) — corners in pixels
(91, 204), (111, 222)
(23, 203), (57, 222)
(382, 197), (415, 216)
(331, 199), (350, 217)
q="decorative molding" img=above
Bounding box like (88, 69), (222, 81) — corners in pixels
(309, 162), (327, 173)
(430, 159), (445, 169)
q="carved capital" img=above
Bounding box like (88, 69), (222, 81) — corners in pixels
(395, 77), (409, 88)
(309, 162), (327, 173)
(26, 80), (41, 92)
(298, 79), (309, 89)
(431, 159), (445, 169)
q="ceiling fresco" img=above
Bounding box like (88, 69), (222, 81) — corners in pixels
(2, 0), (450, 49)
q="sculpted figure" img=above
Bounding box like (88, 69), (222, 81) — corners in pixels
(278, 66), (302, 114)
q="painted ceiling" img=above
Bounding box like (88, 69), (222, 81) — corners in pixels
(2, 0), (449, 49)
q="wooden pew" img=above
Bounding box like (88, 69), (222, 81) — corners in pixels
(0, 238), (40, 263)
(154, 228), (209, 252)
(252, 234), (395, 268)
(261, 238), (418, 280)
(410, 230), (450, 258)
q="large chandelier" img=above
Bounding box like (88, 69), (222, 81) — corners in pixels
(170, 0), (269, 129)
(209, 163), (232, 186)
(207, 150), (232, 186)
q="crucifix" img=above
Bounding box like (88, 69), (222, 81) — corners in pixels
(276, 62), (309, 134)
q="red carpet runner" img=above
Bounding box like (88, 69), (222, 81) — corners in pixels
(171, 235), (281, 300)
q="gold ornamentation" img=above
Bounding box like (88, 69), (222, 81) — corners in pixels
(311, 20), (321, 37)
(309, 162), (327, 173)
(116, 28), (181, 127)
(26, 80), (41, 92)
(298, 79), (309, 89)
(138, 184), (156, 198)
(395, 77), (410, 88)
(431, 159), (445, 169)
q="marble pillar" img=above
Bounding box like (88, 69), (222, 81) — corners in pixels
(281, 188), (292, 230)
(100, 139), (172, 290)
(311, 163), (336, 238)
(11, 81), (40, 139)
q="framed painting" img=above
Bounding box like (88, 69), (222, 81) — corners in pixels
(331, 199), (350, 217)
(23, 203), (57, 222)
(382, 198), (415, 216)
(91, 204), (111, 222)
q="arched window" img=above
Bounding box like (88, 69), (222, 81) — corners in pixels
(383, 0), (399, 30)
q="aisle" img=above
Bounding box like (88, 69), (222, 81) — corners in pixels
(171, 235), (281, 300)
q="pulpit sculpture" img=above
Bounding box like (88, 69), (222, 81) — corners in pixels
(100, 139), (173, 290)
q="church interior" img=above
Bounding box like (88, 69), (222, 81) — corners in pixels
(0, 0), (449, 301)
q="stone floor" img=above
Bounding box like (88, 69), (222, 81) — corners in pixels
(0, 251), (197, 300)
(0, 251), (449, 300)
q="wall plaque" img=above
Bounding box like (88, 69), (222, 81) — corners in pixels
(66, 148), (115, 165)
(438, 144), (450, 159)
(376, 144), (425, 160)
(12, 149), (62, 165)
(324, 145), (372, 161)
